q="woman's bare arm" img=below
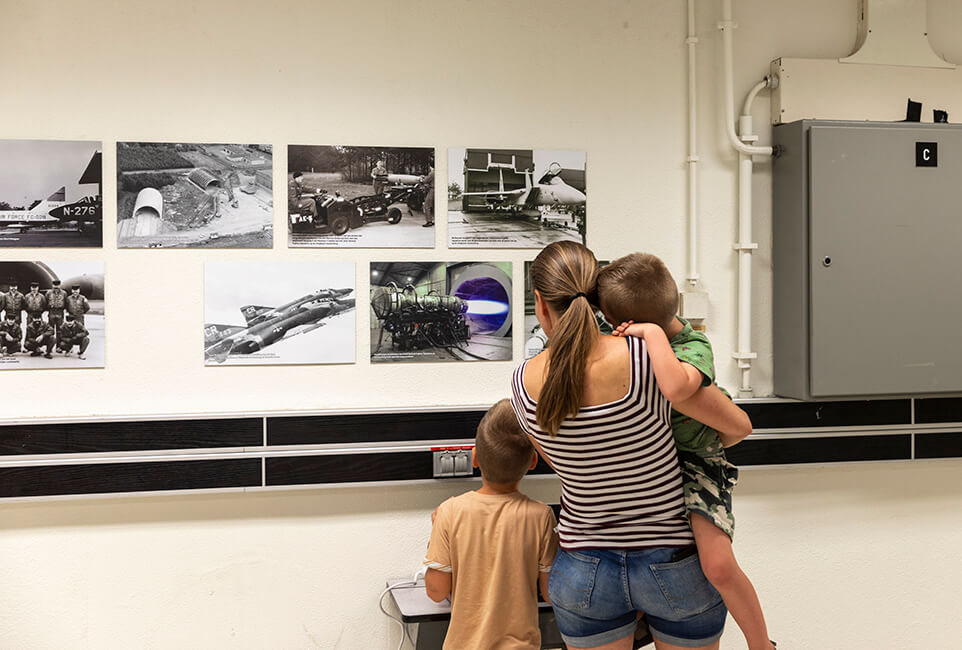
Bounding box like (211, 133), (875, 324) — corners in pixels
(672, 384), (752, 447)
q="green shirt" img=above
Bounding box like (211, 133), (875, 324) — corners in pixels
(668, 317), (728, 454)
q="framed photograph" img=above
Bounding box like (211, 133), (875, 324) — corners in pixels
(370, 261), (512, 363)
(204, 261), (355, 366)
(522, 260), (612, 359)
(117, 142), (273, 248)
(448, 148), (586, 248)
(288, 145), (434, 248)
(0, 140), (102, 248)
(0, 261), (105, 369)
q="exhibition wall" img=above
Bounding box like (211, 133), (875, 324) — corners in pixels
(3, 1), (962, 648)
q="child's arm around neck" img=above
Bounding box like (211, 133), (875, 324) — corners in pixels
(612, 318), (702, 402)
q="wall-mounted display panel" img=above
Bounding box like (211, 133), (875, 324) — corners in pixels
(204, 261), (355, 366)
(288, 145), (434, 248)
(0, 261), (105, 369)
(117, 142), (273, 249)
(370, 261), (512, 363)
(0, 140), (102, 248)
(448, 148), (586, 248)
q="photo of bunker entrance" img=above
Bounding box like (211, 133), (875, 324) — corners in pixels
(370, 261), (512, 363)
(116, 142), (273, 249)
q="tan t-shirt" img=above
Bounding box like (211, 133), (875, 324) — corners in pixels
(425, 490), (558, 650)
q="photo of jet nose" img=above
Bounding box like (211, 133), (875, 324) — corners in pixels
(558, 185), (586, 205)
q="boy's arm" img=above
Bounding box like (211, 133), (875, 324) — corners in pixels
(613, 322), (703, 402)
(539, 572), (551, 605)
(424, 500), (453, 602)
(425, 568), (451, 602)
(673, 384), (752, 447)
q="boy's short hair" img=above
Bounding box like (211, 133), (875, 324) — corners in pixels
(597, 252), (678, 331)
(475, 399), (535, 484)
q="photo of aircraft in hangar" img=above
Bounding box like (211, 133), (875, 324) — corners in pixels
(204, 287), (356, 364)
(461, 161), (586, 218)
(448, 148), (586, 249)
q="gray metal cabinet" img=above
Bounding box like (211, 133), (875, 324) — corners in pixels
(773, 120), (962, 400)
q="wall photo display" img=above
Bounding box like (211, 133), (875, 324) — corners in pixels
(448, 148), (586, 249)
(288, 145), (435, 248)
(0, 261), (105, 369)
(370, 261), (512, 363)
(117, 142), (273, 249)
(0, 140), (103, 248)
(522, 260), (612, 359)
(204, 261), (356, 366)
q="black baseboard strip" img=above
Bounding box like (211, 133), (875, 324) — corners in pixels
(0, 459), (262, 498)
(915, 432), (962, 459)
(266, 452), (434, 485)
(0, 418), (263, 455)
(914, 398), (962, 424)
(726, 434), (911, 466)
(267, 411), (485, 446)
(740, 400), (910, 429)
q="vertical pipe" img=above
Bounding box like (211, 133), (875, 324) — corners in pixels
(686, 0), (699, 287)
(737, 151), (754, 395)
(720, 0), (769, 397)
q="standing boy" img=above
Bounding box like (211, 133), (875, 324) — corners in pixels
(597, 252), (773, 650)
(424, 398), (558, 650)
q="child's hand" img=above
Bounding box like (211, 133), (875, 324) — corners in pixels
(612, 320), (635, 337)
(614, 321), (654, 339)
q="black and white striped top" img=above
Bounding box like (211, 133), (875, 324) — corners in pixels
(511, 336), (693, 550)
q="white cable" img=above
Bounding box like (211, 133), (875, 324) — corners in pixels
(379, 578), (419, 650)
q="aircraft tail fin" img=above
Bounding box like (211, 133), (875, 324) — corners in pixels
(204, 323), (244, 344)
(47, 187), (66, 202)
(240, 305), (273, 325)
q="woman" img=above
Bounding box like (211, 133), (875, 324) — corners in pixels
(510, 241), (751, 650)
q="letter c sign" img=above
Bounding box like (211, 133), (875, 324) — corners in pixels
(916, 142), (938, 167)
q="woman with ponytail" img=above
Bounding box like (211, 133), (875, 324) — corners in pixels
(511, 241), (750, 650)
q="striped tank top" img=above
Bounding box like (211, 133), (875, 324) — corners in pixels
(510, 336), (694, 550)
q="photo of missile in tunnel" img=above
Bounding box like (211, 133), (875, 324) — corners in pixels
(370, 261), (512, 363)
(204, 261), (356, 366)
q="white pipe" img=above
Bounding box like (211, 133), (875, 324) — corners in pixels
(686, 0), (699, 287)
(720, 0), (768, 397)
(719, 0), (772, 157)
(742, 78), (769, 118)
(736, 152), (756, 395)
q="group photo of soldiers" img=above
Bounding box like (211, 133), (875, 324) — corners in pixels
(0, 261), (105, 369)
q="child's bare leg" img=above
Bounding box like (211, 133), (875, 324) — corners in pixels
(691, 514), (772, 650)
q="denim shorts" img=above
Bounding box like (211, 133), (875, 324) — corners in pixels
(547, 546), (726, 648)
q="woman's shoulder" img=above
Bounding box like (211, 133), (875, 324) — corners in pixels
(517, 350), (548, 403)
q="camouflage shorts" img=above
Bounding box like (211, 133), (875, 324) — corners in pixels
(677, 439), (739, 540)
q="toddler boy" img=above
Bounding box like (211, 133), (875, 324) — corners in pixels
(598, 252), (773, 650)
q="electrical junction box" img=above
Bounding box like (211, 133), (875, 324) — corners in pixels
(432, 446), (473, 478)
(772, 120), (962, 400)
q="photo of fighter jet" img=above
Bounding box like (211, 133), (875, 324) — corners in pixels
(448, 148), (586, 248)
(0, 140), (103, 247)
(461, 162), (586, 218)
(204, 261), (356, 366)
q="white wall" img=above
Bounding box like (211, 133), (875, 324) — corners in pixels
(3, 0), (962, 647)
